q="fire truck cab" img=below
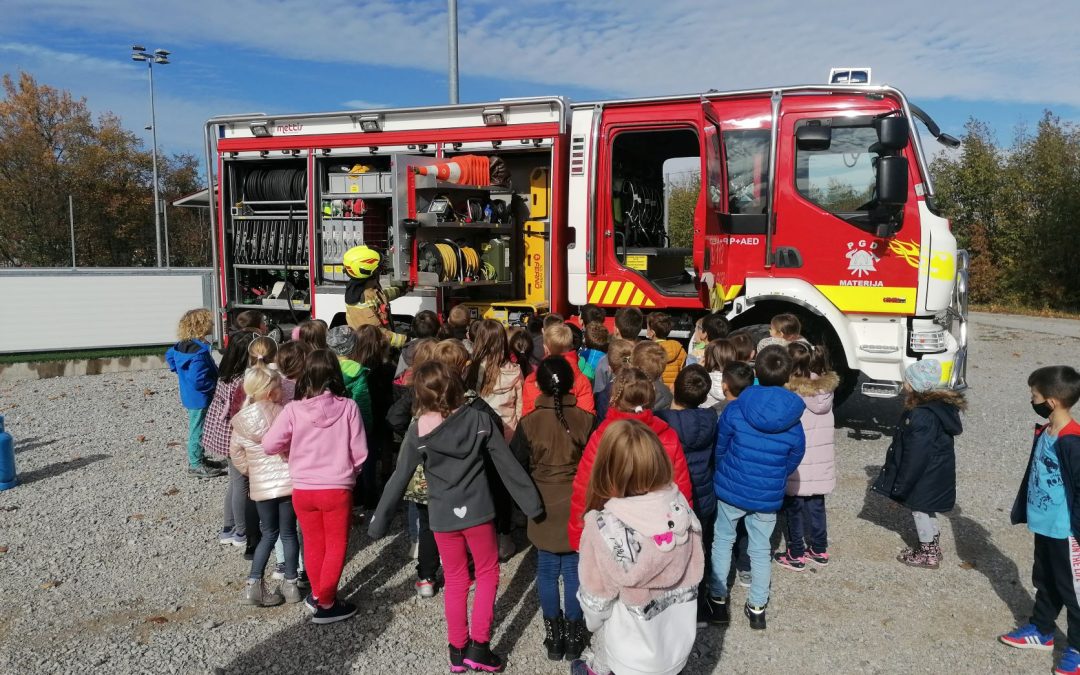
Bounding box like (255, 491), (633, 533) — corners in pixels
(204, 81), (968, 398)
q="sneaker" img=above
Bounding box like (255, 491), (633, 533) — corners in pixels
(218, 528), (235, 545)
(188, 464), (225, 479)
(705, 595), (730, 626)
(271, 563), (286, 580)
(497, 534), (516, 563)
(805, 547), (830, 566)
(463, 640), (504, 672)
(204, 458), (227, 470)
(409, 541), (419, 560)
(744, 602), (767, 630)
(1056, 647), (1080, 674)
(998, 623), (1054, 651)
(449, 643), (468, 673)
(773, 550), (807, 572)
(416, 578), (436, 598)
(737, 570), (753, 588)
(241, 579), (284, 607)
(229, 532), (247, 548)
(280, 578), (303, 604)
(311, 600), (357, 625)
(303, 592), (318, 615)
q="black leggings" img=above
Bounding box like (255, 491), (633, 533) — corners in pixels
(416, 504), (441, 581)
(250, 496), (299, 581)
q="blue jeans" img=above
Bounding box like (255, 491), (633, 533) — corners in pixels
(710, 500), (776, 608)
(783, 495), (827, 557)
(537, 550), (582, 621)
(186, 408), (207, 468)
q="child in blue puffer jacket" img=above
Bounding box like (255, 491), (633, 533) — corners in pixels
(166, 308), (225, 479)
(703, 345), (805, 631)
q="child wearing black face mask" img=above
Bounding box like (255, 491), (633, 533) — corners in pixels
(999, 366), (1080, 675)
(872, 360), (965, 570)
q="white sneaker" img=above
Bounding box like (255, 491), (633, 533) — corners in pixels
(408, 541), (419, 560)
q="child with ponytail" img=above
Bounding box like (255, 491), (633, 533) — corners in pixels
(511, 357), (596, 661)
(567, 368), (694, 551)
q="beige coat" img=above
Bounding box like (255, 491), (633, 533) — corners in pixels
(229, 400), (292, 501)
(481, 363), (523, 442)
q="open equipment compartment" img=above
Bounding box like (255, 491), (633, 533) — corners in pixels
(221, 154), (312, 328)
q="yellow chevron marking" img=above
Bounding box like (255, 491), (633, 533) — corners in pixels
(602, 281), (621, 304)
(616, 283), (635, 305)
(590, 280), (608, 304)
(630, 289), (644, 306)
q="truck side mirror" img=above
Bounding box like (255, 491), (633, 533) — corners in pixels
(796, 124), (831, 151)
(876, 155), (908, 207)
(872, 116), (909, 152)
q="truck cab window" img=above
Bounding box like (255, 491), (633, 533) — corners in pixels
(795, 124), (878, 215)
(724, 130), (770, 215)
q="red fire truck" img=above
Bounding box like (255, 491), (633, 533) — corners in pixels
(202, 79), (968, 399)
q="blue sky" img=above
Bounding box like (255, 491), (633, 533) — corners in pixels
(1, 0), (1077, 163)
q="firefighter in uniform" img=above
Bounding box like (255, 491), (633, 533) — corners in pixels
(342, 245), (407, 349)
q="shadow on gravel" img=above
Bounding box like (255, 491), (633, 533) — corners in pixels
(13, 436), (56, 454)
(222, 531), (410, 675)
(685, 625), (726, 674)
(947, 506), (1033, 624)
(17, 453), (109, 486)
(857, 465), (916, 545)
(492, 545), (539, 657)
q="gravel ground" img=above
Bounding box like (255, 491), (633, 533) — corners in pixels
(0, 313), (1078, 674)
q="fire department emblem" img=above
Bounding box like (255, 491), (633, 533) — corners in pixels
(845, 240), (880, 278)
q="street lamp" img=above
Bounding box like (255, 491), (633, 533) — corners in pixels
(131, 45), (170, 267)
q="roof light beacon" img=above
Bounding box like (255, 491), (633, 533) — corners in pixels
(828, 67), (872, 84)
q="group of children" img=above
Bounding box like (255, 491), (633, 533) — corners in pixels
(165, 303), (1080, 675)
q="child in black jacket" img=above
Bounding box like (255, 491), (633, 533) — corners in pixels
(872, 360), (965, 569)
(999, 366), (1080, 675)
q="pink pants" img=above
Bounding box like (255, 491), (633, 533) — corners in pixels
(433, 521), (499, 648)
(293, 488), (352, 608)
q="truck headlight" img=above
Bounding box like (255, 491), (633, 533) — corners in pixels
(910, 328), (947, 353)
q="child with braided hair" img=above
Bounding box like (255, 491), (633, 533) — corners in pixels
(512, 357), (597, 660)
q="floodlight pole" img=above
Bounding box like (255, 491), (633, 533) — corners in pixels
(448, 0), (459, 104)
(147, 59), (163, 267)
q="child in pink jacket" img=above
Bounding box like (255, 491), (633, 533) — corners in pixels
(263, 349), (368, 625)
(773, 342), (838, 571)
(574, 419), (703, 675)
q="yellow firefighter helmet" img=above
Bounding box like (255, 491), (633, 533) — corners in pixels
(343, 245), (381, 280)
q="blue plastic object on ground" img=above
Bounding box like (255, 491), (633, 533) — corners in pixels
(0, 414), (16, 490)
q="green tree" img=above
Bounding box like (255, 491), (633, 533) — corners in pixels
(666, 172), (699, 249)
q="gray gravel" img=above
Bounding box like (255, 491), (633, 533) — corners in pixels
(0, 313), (1077, 674)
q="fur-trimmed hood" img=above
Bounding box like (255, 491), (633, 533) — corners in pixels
(786, 372), (840, 397)
(904, 388), (968, 412)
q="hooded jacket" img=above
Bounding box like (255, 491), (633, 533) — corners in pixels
(368, 405), (542, 536)
(522, 352), (595, 416)
(657, 339), (687, 389)
(511, 394), (596, 552)
(229, 400), (290, 501)
(785, 372), (839, 496)
(568, 408), (694, 550)
(166, 339), (218, 409)
(656, 407), (718, 521)
(262, 391), (369, 491)
(577, 485), (703, 675)
(481, 363), (524, 442)
(714, 385), (806, 513)
(872, 393), (964, 513)
(1011, 420), (1080, 537)
(338, 357), (373, 430)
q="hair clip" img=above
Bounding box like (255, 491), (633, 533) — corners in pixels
(550, 373), (561, 385)
(634, 405), (644, 413)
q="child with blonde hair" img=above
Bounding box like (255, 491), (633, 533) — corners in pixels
(230, 364), (303, 606)
(522, 323), (595, 416)
(166, 308), (224, 478)
(631, 340), (673, 411)
(574, 419), (703, 675)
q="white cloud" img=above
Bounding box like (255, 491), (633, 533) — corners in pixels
(341, 100), (388, 110)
